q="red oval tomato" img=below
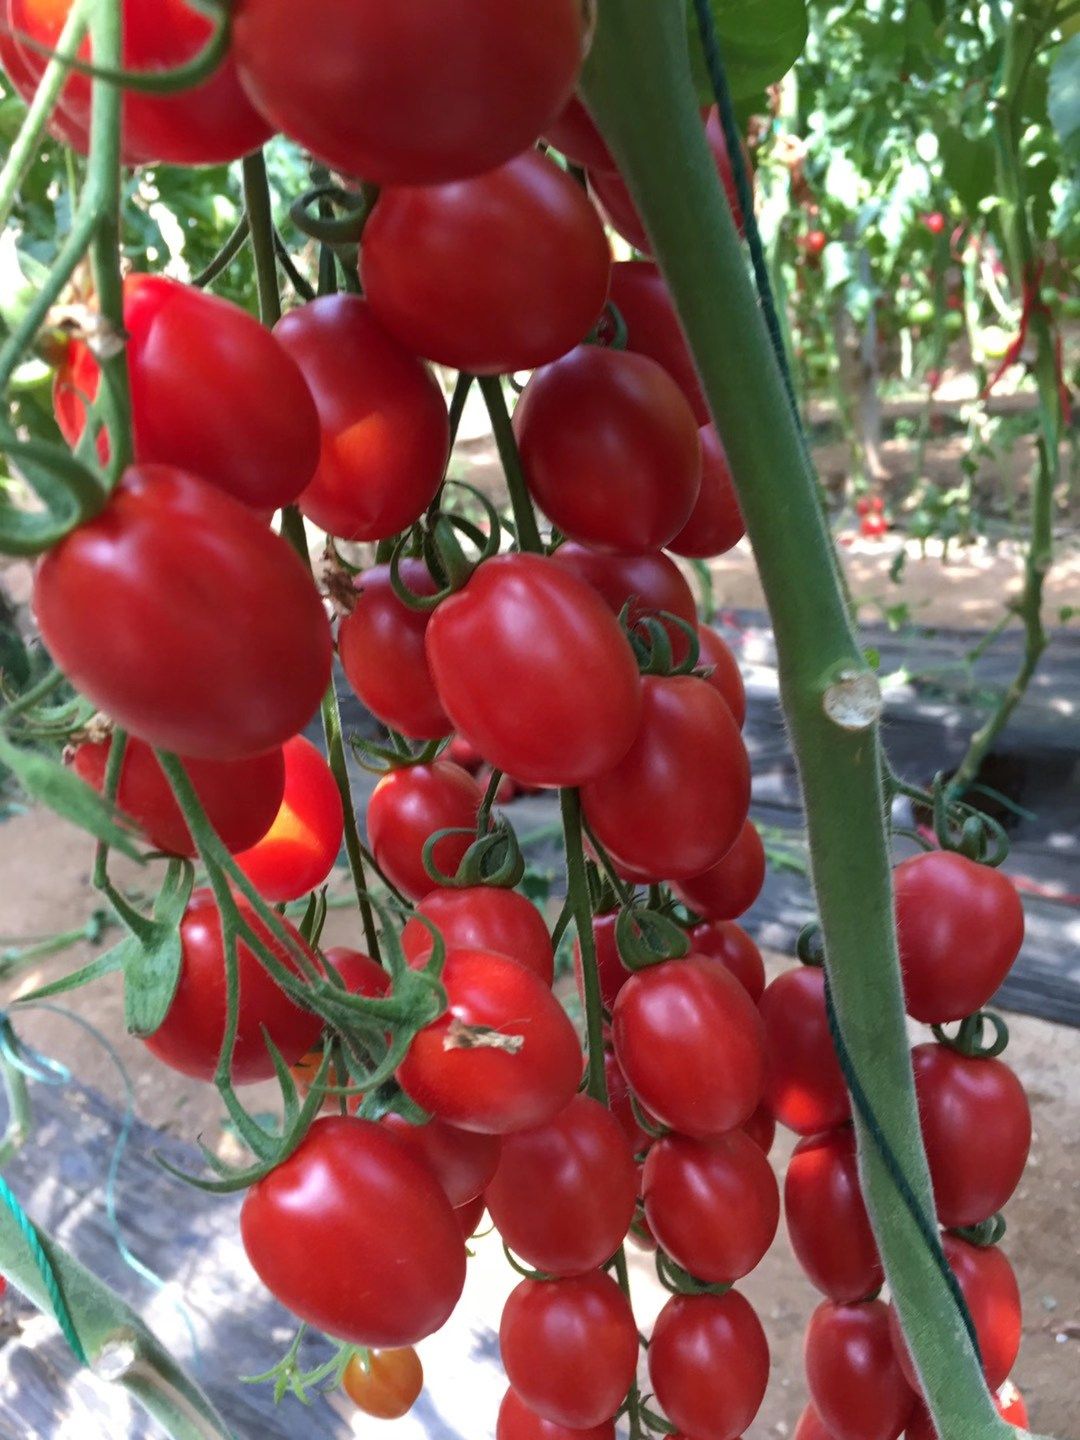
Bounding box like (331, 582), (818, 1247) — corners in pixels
(573, 912), (630, 1013)
(233, 0), (583, 185)
(608, 261), (708, 423)
(604, 1048), (653, 1154)
(361, 151), (611, 375)
(455, 1192), (487, 1240)
(396, 949), (582, 1134)
(426, 554), (643, 788)
(515, 346), (702, 554)
(341, 1346), (423, 1420)
(338, 560), (450, 741)
(496, 1388), (616, 1440)
(669, 425), (746, 558)
(759, 967), (851, 1134)
(367, 760), (483, 900)
(613, 956), (765, 1137)
(0, 20), (86, 147)
(805, 1300), (916, 1440)
(696, 624), (747, 726)
(912, 1043), (1031, 1228)
(742, 1103), (776, 1156)
(582, 676), (749, 881)
(500, 1272), (637, 1430)
(796, 1405), (840, 1440)
(648, 1291), (769, 1440)
(142, 888), (320, 1083)
(70, 733), (284, 858)
(687, 921), (765, 1001)
(643, 1129), (779, 1283)
(544, 95), (617, 171)
(54, 276), (320, 512)
(379, 1114), (501, 1208)
(11, 0), (272, 165)
(673, 819), (766, 921)
(785, 1127), (883, 1303)
(894, 852), (1024, 1024)
(273, 295), (449, 542)
(240, 1115), (466, 1345)
(34, 467), (331, 761)
(402, 887), (554, 986)
(234, 735), (344, 903)
(485, 1095), (637, 1275)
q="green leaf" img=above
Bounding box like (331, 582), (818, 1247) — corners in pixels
(939, 130), (997, 213)
(688, 0), (809, 103)
(13, 939), (129, 1004)
(0, 734), (143, 859)
(1049, 34), (1080, 161)
(122, 859), (194, 1036)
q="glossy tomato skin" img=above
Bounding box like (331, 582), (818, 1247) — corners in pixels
(500, 1272), (637, 1430)
(688, 921), (765, 1001)
(455, 1192), (487, 1240)
(496, 1388), (616, 1440)
(805, 1300), (916, 1440)
(912, 1043), (1031, 1228)
(380, 1114), (501, 1208)
(0, 20), (87, 146)
(366, 761), (483, 900)
(759, 967), (851, 1134)
(608, 261), (708, 422)
(396, 950), (582, 1135)
(233, 0), (583, 185)
(273, 295), (448, 542)
(54, 276), (320, 511)
(675, 819), (766, 922)
(696, 624), (746, 725)
(426, 555), (643, 788)
(342, 1347), (423, 1420)
(613, 956), (765, 1137)
(796, 1405), (840, 1440)
(643, 1129), (779, 1283)
(485, 1095), (637, 1275)
(33, 466), (331, 761)
(574, 912), (629, 1012)
(234, 736), (344, 903)
(515, 346), (702, 554)
(549, 541), (698, 663)
(648, 1291), (770, 1440)
(889, 1237), (1021, 1392)
(743, 1103), (776, 1156)
(604, 1048), (653, 1153)
(70, 734), (284, 858)
(339, 561), (450, 740)
(582, 676), (750, 882)
(142, 889), (321, 1084)
(669, 425), (746, 558)
(894, 852), (1024, 1023)
(361, 151), (611, 375)
(785, 1127), (883, 1302)
(402, 887), (554, 986)
(544, 95), (616, 171)
(240, 1115), (466, 1345)
(11, 0), (272, 164)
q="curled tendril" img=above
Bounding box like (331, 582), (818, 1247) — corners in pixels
(421, 817), (525, 890)
(931, 1010), (1010, 1059)
(628, 1092), (670, 1140)
(289, 182), (379, 246)
(502, 1243), (556, 1282)
(930, 773), (1010, 867)
(615, 903), (690, 971)
(348, 731), (443, 776)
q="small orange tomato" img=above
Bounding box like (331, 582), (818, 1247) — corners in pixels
(342, 1346), (424, 1419)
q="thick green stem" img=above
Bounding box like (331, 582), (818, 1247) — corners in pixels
(241, 152), (282, 326)
(477, 376), (543, 553)
(558, 788), (607, 1102)
(580, 7), (1011, 1437)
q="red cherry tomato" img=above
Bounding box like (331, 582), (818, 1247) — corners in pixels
(379, 1114), (501, 1208)
(273, 295), (449, 542)
(613, 956), (765, 1137)
(396, 950), (582, 1135)
(485, 1095), (637, 1275)
(785, 1127), (883, 1302)
(796, 1405), (840, 1440)
(805, 1299), (916, 1440)
(10, 0), (272, 165)
(889, 1236), (1021, 1392)
(426, 554), (643, 788)
(70, 733), (284, 858)
(402, 887), (554, 986)
(912, 1043), (1031, 1228)
(802, 229), (829, 258)
(33, 466), (331, 762)
(515, 346), (702, 554)
(0, 21), (86, 146)
(455, 1192), (487, 1240)
(367, 760), (483, 900)
(648, 1291), (769, 1440)
(573, 912), (630, 1012)
(496, 1388), (616, 1440)
(695, 624), (746, 726)
(361, 151), (611, 375)
(669, 424), (746, 558)
(643, 1129), (779, 1283)
(894, 851), (1024, 1024)
(742, 1103), (776, 1156)
(608, 260), (708, 423)
(142, 888), (321, 1084)
(500, 1272), (638, 1430)
(233, 0), (583, 185)
(54, 276), (320, 512)
(543, 96), (618, 172)
(759, 966), (851, 1134)
(604, 1048), (653, 1153)
(924, 213), (946, 236)
(338, 560), (450, 741)
(549, 540), (698, 653)
(688, 921), (765, 1001)
(582, 676), (750, 881)
(674, 819), (766, 921)
(341, 1346), (423, 1420)
(234, 736), (343, 903)
(240, 1116), (466, 1346)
